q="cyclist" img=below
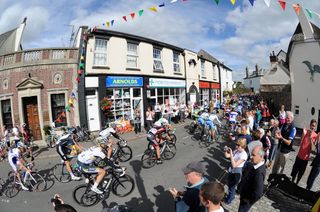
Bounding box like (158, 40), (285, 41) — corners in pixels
(56, 128), (81, 181)
(147, 126), (163, 164)
(197, 110), (209, 135)
(22, 123), (33, 160)
(8, 142), (31, 191)
(153, 117), (173, 144)
(99, 123), (121, 160)
(229, 108), (238, 132)
(77, 140), (125, 194)
(206, 111), (222, 142)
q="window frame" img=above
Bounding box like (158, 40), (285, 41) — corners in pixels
(51, 93), (68, 127)
(127, 42), (139, 69)
(173, 52), (180, 73)
(153, 47), (164, 72)
(201, 60), (206, 78)
(212, 63), (217, 80)
(93, 38), (108, 67)
(1, 99), (13, 130)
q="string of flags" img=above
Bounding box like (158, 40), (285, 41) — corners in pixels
(89, 0), (320, 31)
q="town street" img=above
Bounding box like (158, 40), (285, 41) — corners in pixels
(0, 122), (317, 212)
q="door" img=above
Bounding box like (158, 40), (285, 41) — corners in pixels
(86, 93), (100, 131)
(132, 88), (144, 126)
(23, 97), (41, 140)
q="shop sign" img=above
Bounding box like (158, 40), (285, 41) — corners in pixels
(106, 76), (143, 87)
(149, 78), (185, 88)
(211, 82), (220, 89)
(199, 81), (210, 88)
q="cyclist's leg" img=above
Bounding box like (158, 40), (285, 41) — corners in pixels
(106, 138), (114, 159)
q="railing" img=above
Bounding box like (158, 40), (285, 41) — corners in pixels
(24, 51), (41, 61)
(52, 50), (66, 59)
(3, 54), (14, 65)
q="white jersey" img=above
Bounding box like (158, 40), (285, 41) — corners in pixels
(229, 111), (238, 122)
(208, 114), (221, 125)
(8, 148), (21, 161)
(99, 128), (116, 139)
(77, 146), (106, 164)
(154, 118), (168, 127)
(201, 112), (209, 120)
(12, 127), (20, 140)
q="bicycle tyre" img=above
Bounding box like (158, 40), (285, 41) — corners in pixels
(162, 143), (177, 160)
(112, 174), (135, 197)
(169, 134), (177, 144)
(117, 146), (133, 162)
(73, 184), (100, 207)
(28, 172), (46, 191)
(141, 149), (156, 169)
(53, 163), (71, 183)
(5, 182), (20, 198)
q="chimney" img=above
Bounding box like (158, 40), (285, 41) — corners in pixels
(245, 66), (249, 78)
(255, 64), (259, 76)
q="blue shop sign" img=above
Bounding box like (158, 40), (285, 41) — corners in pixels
(106, 76), (143, 87)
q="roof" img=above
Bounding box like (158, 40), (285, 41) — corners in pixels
(90, 28), (184, 53)
(0, 28), (17, 55)
(198, 49), (219, 64)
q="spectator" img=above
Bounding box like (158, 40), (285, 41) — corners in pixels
(154, 102), (162, 122)
(3, 125), (10, 148)
(169, 161), (208, 212)
(291, 119), (318, 184)
(209, 101), (214, 114)
(278, 105), (286, 127)
(238, 145), (266, 212)
(180, 102), (186, 122)
(267, 119), (280, 169)
(246, 111), (254, 132)
(260, 129), (272, 162)
(145, 106), (154, 132)
(224, 138), (248, 205)
(12, 125), (21, 147)
(134, 109), (141, 136)
(246, 130), (263, 158)
(165, 104), (173, 124)
(306, 132), (320, 190)
(51, 194), (77, 212)
(272, 111), (296, 174)
(198, 181), (225, 212)
(237, 125), (252, 144)
(173, 102), (180, 124)
(204, 99), (209, 112)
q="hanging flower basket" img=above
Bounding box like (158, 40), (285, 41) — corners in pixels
(100, 97), (112, 114)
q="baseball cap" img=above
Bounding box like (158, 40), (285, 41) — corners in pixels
(182, 161), (205, 175)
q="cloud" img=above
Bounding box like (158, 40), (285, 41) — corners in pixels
(212, 23), (226, 34)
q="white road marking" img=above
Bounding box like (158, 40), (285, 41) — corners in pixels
(182, 136), (190, 139)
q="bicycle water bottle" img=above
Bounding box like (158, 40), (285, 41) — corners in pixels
(102, 180), (108, 188)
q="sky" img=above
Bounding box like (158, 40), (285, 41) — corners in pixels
(0, 0), (319, 81)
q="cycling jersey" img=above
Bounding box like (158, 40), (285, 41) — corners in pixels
(201, 112), (209, 120)
(229, 111), (238, 123)
(77, 146), (106, 174)
(154, 118), (169, 128)
(205, 119), (214, 130)
(208, 114), (221, 125)
(8, 148), (21, 171)
(56, 134), (76, 161)
(147, 128), (160, 147)
(197, 117), (205, 126)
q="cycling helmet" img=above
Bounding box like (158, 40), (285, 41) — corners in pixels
(17, 142), (26, 148)
(22, 123), (27, 128)
(110, 123), (117, 129)
(68, 127), (77, 134)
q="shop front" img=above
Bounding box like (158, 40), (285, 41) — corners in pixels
(147, 78), (186, 108)
(199, 81), (210, 106)
(210, 82), (220, 102)
(105, 76), (144, 123)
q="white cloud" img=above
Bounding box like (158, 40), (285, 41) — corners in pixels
(212, 23), (226, 34)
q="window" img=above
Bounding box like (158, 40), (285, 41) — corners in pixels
(93, 39), (108, 66)
(1, 99), (12, 129)
(295, 105), (300, 115)
(127, 43), (138, 68)
(153, 48), (163, 72)
(212, 64), (217, 80)
(201, 60), (206, 78)
(173, 52), (180, 73)
(51, 94), (67, 127)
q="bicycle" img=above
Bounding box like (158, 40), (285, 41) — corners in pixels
(141, 140), (177, 169)
(110, 137), (133, 162)
(46, 129), (60, 148)
(73, 167), (135, 207)
(6, 162), (46, 198)
(199, 124), (221, 148)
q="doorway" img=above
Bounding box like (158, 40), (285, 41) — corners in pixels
(23, 96), (41, 140)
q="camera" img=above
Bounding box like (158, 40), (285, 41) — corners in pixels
(224, 146), (229, 152)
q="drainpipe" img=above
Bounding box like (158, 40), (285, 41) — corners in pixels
(217, 61), (222, 104)
(182, 51), (187, 104)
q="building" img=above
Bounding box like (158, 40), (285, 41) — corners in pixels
(260, 50), (291, 114)
(288, 7), (320, 130)
(220, 64), (233, 95)
(77, 28), (232, 131)
(243, 64), (267, 93)
(0, 19), (80, 140)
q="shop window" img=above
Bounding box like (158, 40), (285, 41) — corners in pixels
(127, 43), (138, 68)
(170, 88), (175, 95)
(150, 89), (156, 97)
(164, 88), (169, 96)
(158, 88), (163, 96)
(94, 38), (108, 66)
(1, 99), (13, 129)
(153, 48), (163, 72)
(157, 96), (164, 105)
(311, 107), (315, 115)
(133, 88), (141, 98)
(295, 105), (300, 115)
(51, 94), (67, 127)
(173, 52), (180, 73)
(201, 60), (206, 78)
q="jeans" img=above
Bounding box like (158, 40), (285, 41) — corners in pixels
(180, 111), (185, 122)
(307, 165), (320, 190)
(225, 172), (241, 204)
(145, 120), (153, 132)
(134, 123), (141, 134)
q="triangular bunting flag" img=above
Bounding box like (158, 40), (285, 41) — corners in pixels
(61, 111), (66, 118)
(214, 0), (220, 5)
(80, 56), (84, 61)
(306, 9), (313, 19)
(278, 0), (286, 11)
(76, 77), (80, 83)
(92, 26), (97, 32)
(69, 98), (74, 105)
(111, 20), (115, 26)
(159, 3), (165, 7)
(138, 10), (144, 16)
(71, 91), (76, 98)
(230, 0), (236, 5)
(123, 16), (127, 22)
(65, 105), (71, 112)
(57, 117), (61, 123)
(264, 0), (271, 7)
(170, 0), (178, 3)
(130, 13), (135, 20)
(149, 7), (158, 12)
(78, 69), (82, 75)
(106, 22), (110, 27)
(293, 4), (300, 15)
(79, 63), (84, 69)
(248, 0), (254, 6)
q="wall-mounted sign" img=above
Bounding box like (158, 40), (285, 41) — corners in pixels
(149, 78), (185, 88)
(199, 81), (210, 89)
(211, 82), (220, 89)
(302, 61), (320, 82)
(106, 76), (143, 87)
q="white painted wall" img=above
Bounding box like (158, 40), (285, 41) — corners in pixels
(184, 50), (199, 90)
(243, 76), (262, 93)
(220, 67), (233, 94)
(290, 40), (320, 128)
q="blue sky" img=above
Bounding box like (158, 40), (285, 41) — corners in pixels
(0, 0), (319, 81)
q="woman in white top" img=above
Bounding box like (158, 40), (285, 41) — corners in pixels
(145, 106), (154, 132)
(224, 138), (248, 205)
(278, 105), (286, 127)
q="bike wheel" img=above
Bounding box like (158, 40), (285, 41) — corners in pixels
(49, 136), (56, 148)
(53, 163), (71, 183)
(112, 174), (135, 197)
(28, 172), (46, 191)
(73, 184), (100, 207)
(5, 182), (20, 198)
(169, 134), (177, 144)
(162, 143), (177, 160)
(141, 149), (156, 169)
(117, 146), (133, 162)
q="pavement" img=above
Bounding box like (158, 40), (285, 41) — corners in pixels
(0, 121), (319, 212)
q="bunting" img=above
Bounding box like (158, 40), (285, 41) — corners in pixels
(264, 0), (271, 7)
(249, 0), (254, 7)
(138, 10), (144, 16)
(111, 20), (115, 26)
(170, 0), (178, 3)
(130, 13), (135, 20)
(107, 22), (110, 27)
(159, 3), (165, 7)
(123, 16), (127, 22)
(306, 9), (313, 19)
(149, 7), (158, 12)
(214, 0), (220, 5)
(278, 0), (286, 11)
(293, 4), (300, 15)
(230, 0), (236, 5)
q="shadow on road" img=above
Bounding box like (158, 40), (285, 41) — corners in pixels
(153, 185), (174, 212)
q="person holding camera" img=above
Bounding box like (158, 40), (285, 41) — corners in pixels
(51, 194), (77, 212)
(224, 138), (248, 205)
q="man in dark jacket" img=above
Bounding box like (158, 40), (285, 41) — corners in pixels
(169, 161), (208, 212)
(238, 145), (266, 212)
